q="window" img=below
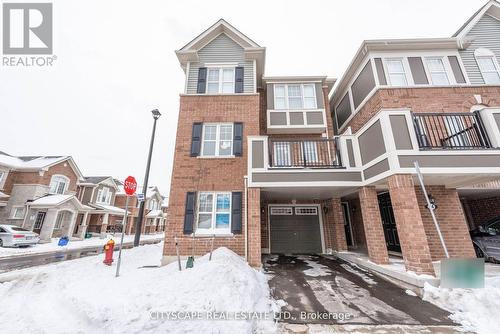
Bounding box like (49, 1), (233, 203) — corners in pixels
(49, 175), (69, 195)
(385, 59), (408, 86)
(33, 212), (46, 229)
(270, 207), (293, 215)
(96, 186), (112, 205)
(295, 207), (318, 215)
(196, 192), (231, 233)
(149, 199), (158, 210)
(0, 171), (4, 183)
(206, 67), (235, 94)
(274, 84), (317, 110)
(54, 212), (65, 229)
(11, 207), (25, 219)
(477, 57), (500, 84)
(201, 123), (233, 157)
(273, 142), (291, 167)
(303, 141), (318, 163)
(426, 58), (449, 85)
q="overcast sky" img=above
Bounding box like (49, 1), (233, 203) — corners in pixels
(0, 0), (486, 196)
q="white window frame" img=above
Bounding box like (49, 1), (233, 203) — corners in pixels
(196, 191), (232, 235)
(272, 142), (291, 167)
(206, 66), (236, 94)
(49, 175), (69, 195)
(303, 141), (318, 163)
(96, 186), (112, 205)
(475, 49), (500, 84)
(425, 57), (450, 85)
(273, 83), (317, 110)
(200, 123), (234, 157)
(0, 171), (4, 184)
(11, 206), (25, 219)
(384, 58), (409, 86)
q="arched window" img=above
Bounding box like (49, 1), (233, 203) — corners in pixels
(49, 175), (69, 195)
(475, 48), (500, 84)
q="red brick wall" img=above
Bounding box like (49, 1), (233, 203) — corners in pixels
(163, 94), (260, 258)
(344, 86), (500, 133)
(248, 187), (261, 266)
(465, 196), (500, 227)
(415, 186), (475, 260)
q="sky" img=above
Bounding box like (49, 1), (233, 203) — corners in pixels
(0, 0), (487, 196)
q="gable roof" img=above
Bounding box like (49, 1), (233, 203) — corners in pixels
(175, 19), (266, 86)
(82, 176), (118, 189)
(0, 151), (84, 180)
(453, 0), (500, 38)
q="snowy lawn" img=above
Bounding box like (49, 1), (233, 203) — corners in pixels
(0, 242), (279, 334)
(0, 233), (164, 258)
(423, 270), (500, 334)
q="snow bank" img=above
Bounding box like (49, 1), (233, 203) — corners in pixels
(423, 276), (500, 334)
(0, 243), (279, 334)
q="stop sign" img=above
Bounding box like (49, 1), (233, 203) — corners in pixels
(123, 176), (137, 196)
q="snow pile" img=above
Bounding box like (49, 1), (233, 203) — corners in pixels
(298, 256), (332, 277)
(423, 276), (500, 334)
(0, 243), (279, 334)
(340, 263), (377, 285)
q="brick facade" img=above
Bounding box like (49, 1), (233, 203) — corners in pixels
(343, 86), (500, 133)
(248, 187), (261, 266)
(358, 186), (389, 264)
(326, 198), (347, 251)
(464, 196), (500, 228)
(387, 175), (434, 275)
(163, 94), (260, 260)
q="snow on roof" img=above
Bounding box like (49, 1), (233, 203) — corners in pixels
(146, 209), (164, 218)
(84, 176), (111, 184)
(0, 191), (9, 198)
(30, 194), (74, 206)
(0, 152), (68, 170)
(92, 204), (129, 215)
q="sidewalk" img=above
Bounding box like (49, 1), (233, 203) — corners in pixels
(0, 233), (164, 259)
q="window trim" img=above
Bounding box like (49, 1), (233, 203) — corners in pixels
(195, 191), (232, 235)
(273, 83), (317, 110)
(424, 57), (450, 85)
(200, 123), (234, 157)
(96, 186), (112, 205)
(475, 52), (500, 84)
(384, 58), (409, 86)
(206, 65), (236, 94)
(11, 206), (25, 219)
(49, 174), (70, 195)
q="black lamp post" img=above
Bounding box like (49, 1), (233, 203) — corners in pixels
(134, 109), (161, 247)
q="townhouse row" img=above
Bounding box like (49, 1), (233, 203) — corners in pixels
(163, 0), (500, 276)
(0, 152), (167, 242)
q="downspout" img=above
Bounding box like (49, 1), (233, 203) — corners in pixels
(244, 175), (248, 262)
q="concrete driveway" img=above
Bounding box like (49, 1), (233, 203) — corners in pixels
(263, 254), (455, 326)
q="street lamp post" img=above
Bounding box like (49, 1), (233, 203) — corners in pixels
(134, 109), (161, 247)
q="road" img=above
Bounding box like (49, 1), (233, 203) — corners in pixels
(0, 238), (162, 273)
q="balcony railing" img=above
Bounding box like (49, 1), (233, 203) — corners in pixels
(268, 138), (343, 168)
(412, 112), (492, 149)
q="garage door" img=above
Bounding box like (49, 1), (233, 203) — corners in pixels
(270, 206), (322, 254)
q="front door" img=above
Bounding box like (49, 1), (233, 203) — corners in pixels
(342, 202), (354, 246)
(33, 211), (46, 234)
(378, 193), (401, 253)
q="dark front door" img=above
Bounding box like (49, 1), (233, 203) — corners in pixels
(33, 211), (46, 234)
(342, 202), (353, 246)
(378, 193), (401, 253)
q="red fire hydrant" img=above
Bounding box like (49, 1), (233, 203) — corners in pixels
(103, 239), (115, 266)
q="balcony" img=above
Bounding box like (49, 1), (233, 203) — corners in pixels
(412, 112), (492, 150)
(268, 138), (343, 168)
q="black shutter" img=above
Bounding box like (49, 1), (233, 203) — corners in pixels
(190, 122), (203, 157)
(231, 192), (242, 234)
(197, 67), (207, 94)
(235, 66), (244, 93)
(233, 122), (243, 156)
(183, 192), (196, 234)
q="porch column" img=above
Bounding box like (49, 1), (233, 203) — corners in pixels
(325, 198), (347, 252)
(77, 211), (89, 238)
(388, 174), (435, 275)
(247, 187), (261, 267)
(100, 213), (109, 234)
(38, 209), (58, 243)
(358, 187), (389, 264)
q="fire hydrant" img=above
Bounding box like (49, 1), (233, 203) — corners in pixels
(103, 239), (115, 266)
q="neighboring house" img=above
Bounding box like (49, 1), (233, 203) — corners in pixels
(113, 182), (166, 235)
(164, 1), (500, 276)
(76, 176), (128, 235)
(0, 151), (92, 242)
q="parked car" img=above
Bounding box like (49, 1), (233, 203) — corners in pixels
(470, 218), (500, 263)
(0, 224), (40, 247)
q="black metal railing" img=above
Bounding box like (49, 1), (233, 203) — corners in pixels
(268, 137), (343, 168)
(412, 112), (491, 149)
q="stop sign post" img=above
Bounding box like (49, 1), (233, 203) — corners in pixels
(116, 176), (137, 277)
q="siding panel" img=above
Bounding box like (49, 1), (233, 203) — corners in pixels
(459, 14), (500, 84)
